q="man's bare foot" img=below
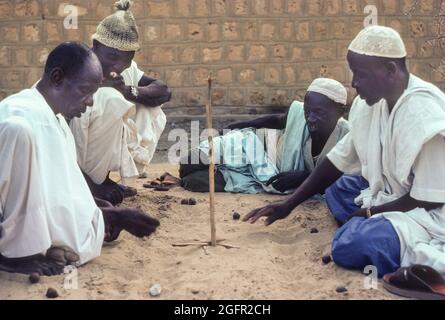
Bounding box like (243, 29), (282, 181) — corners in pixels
(104, 176), (137, 199)
(0, 254), (65, 276)
(101, 207), (160, 242)
(46, 246), (80, 267)
(87, 179), (124, 206)
(83, 172), (125, 205)
(117, 184), (138, 198)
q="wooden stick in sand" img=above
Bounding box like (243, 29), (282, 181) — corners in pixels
(206, 73), (217, 247)
(171, 73), (238, 250)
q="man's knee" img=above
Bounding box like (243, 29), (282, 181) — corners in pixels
(326, 176), (370, 224)
(332, 221), (370, 269)
(332, 217), (401, 276)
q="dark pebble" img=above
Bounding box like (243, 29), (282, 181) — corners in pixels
(336, 286), (348, 293)
(154, 186), (170, 192)
(310, 228), (319, 234)
(46, 288), (59, 299)
(233, 212), (241, 220)
(189, 198), (197, 205)
(29, 273), (40, 284)
(181, 199), (189, 205)
(322, 255), (332, 265)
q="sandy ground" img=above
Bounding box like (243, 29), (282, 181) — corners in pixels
(0, 164), (400, 300)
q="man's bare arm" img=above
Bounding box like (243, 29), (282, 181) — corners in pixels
(285, 158), (344, 209)
(371, 194), (443, 215)
(227, 112), (288, 130)
(114, 74), (172, 107)
(126, 75), (171, 107)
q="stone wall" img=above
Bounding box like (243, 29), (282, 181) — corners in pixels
(0, 0), (444, 111)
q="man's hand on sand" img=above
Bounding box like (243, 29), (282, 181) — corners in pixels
(242, 201), (292, 226)
(102, 207), (160, 243)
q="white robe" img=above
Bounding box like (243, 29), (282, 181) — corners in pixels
(328, 74), (445, 273)
(0, 88), (104, 264)
(70, 61), (167, 184)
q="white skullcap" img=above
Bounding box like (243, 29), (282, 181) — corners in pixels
(307, 78), (348, 105)
(348, 25), (407, 58)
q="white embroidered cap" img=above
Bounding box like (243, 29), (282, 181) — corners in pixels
(348, 25), (407, 58)
(307, 78), (348, 105)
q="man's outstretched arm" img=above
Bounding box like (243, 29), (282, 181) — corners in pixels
(243, 158), (344, 225)
(226, 112), (288, 130)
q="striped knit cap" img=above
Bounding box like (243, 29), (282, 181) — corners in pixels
(92, 0), (140, 51)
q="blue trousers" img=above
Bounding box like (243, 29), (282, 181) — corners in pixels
(325, 176), (401, 277)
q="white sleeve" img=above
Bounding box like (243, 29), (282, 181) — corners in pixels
(96, 88), (135, 121)
(131, 61), (144, 85)
(411, 134), (445, 203)
(69, 110), (91, 168)
(121, 61), (145, 86)
(327, 132), (362, 175)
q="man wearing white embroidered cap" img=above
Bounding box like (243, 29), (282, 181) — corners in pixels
(177, 78), (350, 194)
(244, 25), (445, 278)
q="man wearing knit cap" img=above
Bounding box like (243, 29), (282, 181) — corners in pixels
(70, 0), (172, 205)
(174, 78), (349, 194)
(244, 26), (445, 278)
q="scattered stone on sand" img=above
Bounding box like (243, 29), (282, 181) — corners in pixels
(154, 186), (170, 192)
(46, 288), (59, 299)
(29, 273), (40, 284)
(181, 198), (197, 205)
(149, 284), (162, 297)
(336, 286), (348, 293)
(310, 228), (319, 234)
(322, 255), (332, 265)
(233, 212), (241, 220)
(191, 289), (200, 295)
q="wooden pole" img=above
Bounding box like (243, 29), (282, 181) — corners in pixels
(172, 75), (239, 251)
(206, 73), (217, 247)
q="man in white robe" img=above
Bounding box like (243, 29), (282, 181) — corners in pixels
(0, 42), (159, 276)
(244, 26), (445, 278)
(70, 0), (171, 205)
